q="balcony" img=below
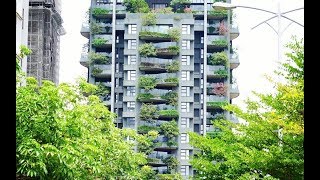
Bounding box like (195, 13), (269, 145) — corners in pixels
(207, 9), (228, 20)
(92, 34), (113, 49)
(101, 96), (111, 107)
(147, 153), (173, 167)
(155, 42), (179, 58)
(230, 25), (240, 40)
(206, 96), (228, 110)
(80, 22), (89, 39)
(123, 111), (135, 117)
(158, 109), (179, 120)
(230, 53), (240, 69)
(207, 65), (228, 79)
(153, 136), (178, 152)
(139, 58), (167, 73)
(207, 82), (227, 96)
(91, 64), (112, 78)
(230, 83), (239, 99)
(139, 26), (172, 41)
(79, 53), (89, 68)
(207, 35), (228, 50)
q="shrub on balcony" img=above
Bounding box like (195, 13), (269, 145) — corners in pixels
(156, 174), (183, 180)
(142, 13), (157, 26)
(140, 103), (159, 122)
(137, 93), (155, 101)
(168, 27), (181, 41)
(208, 9), (228, 17)
(139, 43), (157, 57)
(163, 156), (179, 173)
(94, 82), (111, 97)
(168, 46), (180, 53)
(90, 22), (103, 34)
(92, 37), (109, 48)
(138, 125), (161, 134)
(152, 7), (173, 14)
(212, 39), (228, 47)
(166, 61), (180, 73)
(214, 69), (228, 78)
(206, 101), (229, 108)
(89, 52), (110, 65)
(170, 0), (191, 13)
(208, 52), (228, 66)
(137, 130), (159, 155)
(161, 91), (178, 106)
(139, 31), (171, 39)
(92, 7), (111, 16)
(164, 77), (179, 84)
(158, 109), (179, 117)
(139, 76), (157, 91)
(91, 67), (103, 76)
(160, 120), (179, 147)
(124, 0), (150, 13)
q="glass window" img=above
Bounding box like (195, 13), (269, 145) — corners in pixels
(181, 165), (189, 176)
(181, 118), (190, 128)
(201, 36), (204, 44)
(128, 55), (136, 65)
(180, 149), (189, 160)
(127, 101), (135, 111)
(181, 56), (190, 65)
(182, 25), (191, 35)
(126, 86), (135, 96)
(181, 133), (189, 143)
(181, 71), (190, 81)
(128, 24), (137, 34)
(153, 3), (167, 9)
(181, 87), (190, 97)
(182, 40), (191, 50)
(181, 102), (190, 112)
(128, 40), (137, 49)
(201, 49), (204, 58)
(127, 70), (136, 80)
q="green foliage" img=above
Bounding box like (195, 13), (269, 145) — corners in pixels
(170, 0), (191, 13)
(158, 109), (179, 117)
(77, 77), (97, 96)
(16, 77), (152, 179)
(137, 93), (155, 101)
(212, 39), (228, 47)
(139, 31), (171, 39)
(92, 37), (109, 48)
(17, 45), (32, 82)
(140, 103), (159, 122)
(94, 82), (111, 97)
(142, 13), (157, 26)
(91, 67), (103, 76)
(140, 165), (157, 179)
(139, 43), (157, 57)
(166, 60), (180, 73)
(123, 0), (150, 13)
(206, 101), (229, 108)
(164, 77), (179, 84)
(161, 91), (178, 106)
(160, 120), (179, 140)
(138, 125), (161, 134)
(214, 69), (228, 78)
(90, 22), (102, 34)
(89, 52), (110, 65)
(163, 156), (179, 173)
(152, 7), (173, 14)
(208, 52), (228, 66)
(167, 27), (181, 41)
(189, 37), (304, 180)
(208, 9), (228, 17)
(92, 7), (111, 16)
(167, 46), (180, 53)
(138, 131), (159, 155)
(139, 76), (158, 91)
(156, 173), (183, 180)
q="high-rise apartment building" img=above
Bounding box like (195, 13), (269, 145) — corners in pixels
(27, 0), (65, 85)
(16, 0), (30, 74)
(80, 0), (239, 178)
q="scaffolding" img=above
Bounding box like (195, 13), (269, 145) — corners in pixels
(27, 0), (65, 85)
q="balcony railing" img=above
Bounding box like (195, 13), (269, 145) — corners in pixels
(80, 22), (89, 39)
(230, 83), (239, 99)
(230, 24), (240, 40)
(230, 53), (240, 69)
(80, 53), (89, 68)
(207, 35), (228, 50)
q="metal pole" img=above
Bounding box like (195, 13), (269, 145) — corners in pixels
(277, 0), (281, 62)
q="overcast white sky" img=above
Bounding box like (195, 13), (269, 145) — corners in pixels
(59, 0), (304, 109)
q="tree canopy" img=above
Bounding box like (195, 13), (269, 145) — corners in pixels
(189, 37), (304, 180)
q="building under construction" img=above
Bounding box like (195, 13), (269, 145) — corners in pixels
(27, 0), (65, 85)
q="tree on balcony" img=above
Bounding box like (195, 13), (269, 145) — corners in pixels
(207, 101), (229, 109)
(123, 0), (150, 13)
(142, 12), (157, 26)
(161, 91), (178, 106)
(139, 76), (157, 91)
(164, 77), (179, 84)
(92, 7), (111, 17)
(160, 120), (179, 147)
(90, 22), (102, 34)
(89, 52), (110, 65)
(139, 43), (157, 57)
(166, 60), (180, 73)
(208, 52), (228, 66)
(170, 0), (191, 13)
(168, 27), (181, 41)
(162, 156), (179, 173)
(140, 103), (159, 122)
(158, 109), (179, 118)
(213, 69), (228, 79)
(91, 67), (103, 76)
(92, 38), (109, 48)
(211, 39), (228, 48)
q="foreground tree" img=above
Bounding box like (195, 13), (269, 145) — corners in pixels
(189, 37), (304, 180)
(16, 77), (154, 179)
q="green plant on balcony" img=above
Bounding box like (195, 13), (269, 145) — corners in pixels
(161, 91), (178, 106)
(168, 27), (181, 41)
(92, 7), (111, 16)
(163, 77), (179, 84)
(140, 103), (159, 122)
(139, 76), (157, 91)
(137, 93), (155, 101)
(91, 67), (103, 76)
(139, 43), (157, 57)
(93, 82), (111, 97)
(158, 109), (179, 118)
(170, 0), (191, 13)
(208, 9), (228, 17)
(207, 101), (229, 108)
(139, 31), (171, 39)
(152, 7), (173, 14)
(90, 22), (102, 34)
(166, 61), (180, 73)
(92, 37), (109, 48)
(123, 0), (150, 13)
(160, 120), (179, 147)
(156, 174), (183, 180)
(138, 125), (161, 134)
(142, 12), (157, 26)
(167, 46), (180, 54)
(147, 157), (161, 163)
(163, 156), (179, 173)
(212, 39), (228, 47)
(208, 52), (228, 66)
(137, 130), (159, 155)
(214, 69), (228, 78)
(89, 52), (110, 65)
(208, 26), (217, 34)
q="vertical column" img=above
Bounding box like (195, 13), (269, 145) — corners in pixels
(110, 0), (117, 113)
(203, 0), (208, 135)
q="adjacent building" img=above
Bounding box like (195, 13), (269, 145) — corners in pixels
(27, 0), (65, 84)
(80, 0), (240, 178)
